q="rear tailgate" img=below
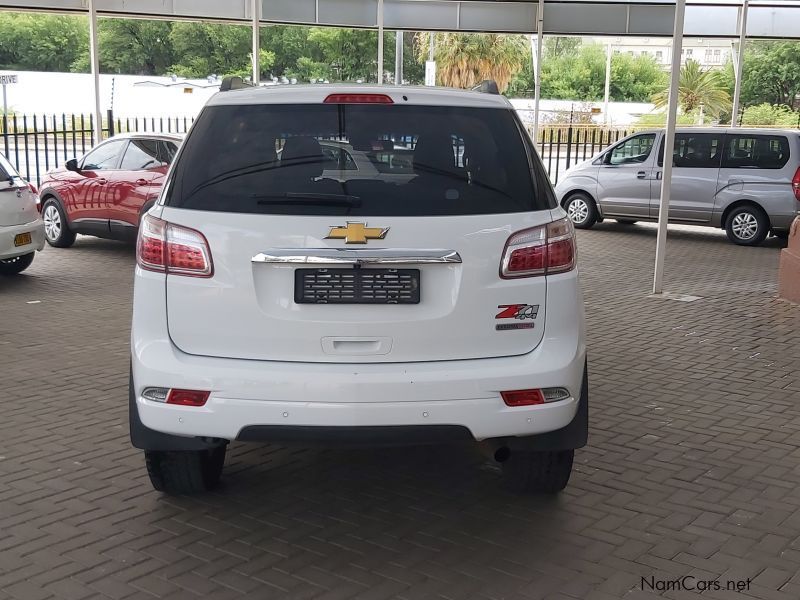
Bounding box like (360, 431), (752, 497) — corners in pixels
(163, 208), (549, 363)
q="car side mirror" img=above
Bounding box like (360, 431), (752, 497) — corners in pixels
(65, 158), (79, 172)
(602, 153), (613, 165)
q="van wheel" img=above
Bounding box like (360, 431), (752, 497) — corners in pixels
(145, 446), (226, 494)
(501, 449), (574, 493)
(42, 198), (76, 248)
(725, 205), (769, 246)
(0, 252), (35, 276)
(564, 193), (597, 229)
(616, 219), (637, 225)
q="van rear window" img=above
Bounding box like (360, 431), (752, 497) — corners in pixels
(722, 134), (790, 169)
(165, 103), (545, 216)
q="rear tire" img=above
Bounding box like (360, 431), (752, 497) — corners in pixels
(0, 252), (35, 276)
(42, 198), (76, 248)
(145, 446), (226, 494)
(501, 449), (574, 493)
(615, 219), (637, 225)
(563, 193), (597, 229)
(725, 205), (769, 246)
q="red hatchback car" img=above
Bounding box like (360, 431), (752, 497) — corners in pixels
(38, 133), (182, 247)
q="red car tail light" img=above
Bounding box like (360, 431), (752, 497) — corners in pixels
(793, 166), (800, 202)
(500, 217), (576, 278)
(166, 389), (210, 407)
(323, 93), (393, 104)
(501, 389), (545, 407)
(136, 214), (213, 277)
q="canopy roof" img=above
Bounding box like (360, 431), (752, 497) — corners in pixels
(1, 0), (799, 38)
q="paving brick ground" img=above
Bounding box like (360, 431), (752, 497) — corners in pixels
(0, 222), (798, 600)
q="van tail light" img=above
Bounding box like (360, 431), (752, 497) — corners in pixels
(136, 214), (213, 277)
(500, 217), (576, 278)
(793, 167), (800, 202)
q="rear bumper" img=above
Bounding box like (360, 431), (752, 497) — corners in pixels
(0, 219), (45, 260)
(131, 268), (587, 448)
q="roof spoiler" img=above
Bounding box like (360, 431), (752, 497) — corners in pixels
(220, 76), (255, 92)
(472, 80), (500, 95)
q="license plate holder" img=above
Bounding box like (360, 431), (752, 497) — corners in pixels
(295, 268), (420, 304)
(13, 232), (32, 247)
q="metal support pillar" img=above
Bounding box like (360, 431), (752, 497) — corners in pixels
(603, 43), (612, 125)
(88, 0), (102, 144)
(377, 0), (384, 84)
(395, 31), (403, 85)
(731, 0), (749, 127)
(652, 0), (686, 295)
(532, 0), (544, 143)
(252, 0), (260, 84)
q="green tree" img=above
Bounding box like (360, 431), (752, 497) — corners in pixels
(739, 41), (800, 108)
(416, 33), (527, 93)
(169, 22), (273, 79)
(307, 28), (380, 82)
(510, 44), (665, 101)
(652, 59), (731, 117)
(741, 103), (800, 127)
(544, 37), (582, 59)
(0, 13), (88, 73)
(97, 19), (174, 75)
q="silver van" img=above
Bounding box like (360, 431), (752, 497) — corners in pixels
(554, 128), (800, 245)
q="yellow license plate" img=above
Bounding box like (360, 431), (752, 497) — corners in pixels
(14, 232), (32, 247)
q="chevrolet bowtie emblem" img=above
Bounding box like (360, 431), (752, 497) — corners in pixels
(326, 222), (389, 244)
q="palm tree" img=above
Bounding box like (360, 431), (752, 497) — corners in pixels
(652, 59), (731, 117)
(415, 33), (527, 93)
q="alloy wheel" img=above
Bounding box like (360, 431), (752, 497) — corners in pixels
(567, 198), (589, 225)
(731, 212), (758, 241)
(43, 204), (61, 242)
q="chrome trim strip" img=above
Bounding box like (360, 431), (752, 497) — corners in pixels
(252, 248), (462, 265)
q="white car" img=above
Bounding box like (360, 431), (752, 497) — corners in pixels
(0, 153), (45, 276)
(130, 82), (588, 495)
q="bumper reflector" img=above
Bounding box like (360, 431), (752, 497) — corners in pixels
(141, 387), (210, 407)
(501, 389), (545, 406)
(501, 387), (571, 407)
(166, 389), (210, 407)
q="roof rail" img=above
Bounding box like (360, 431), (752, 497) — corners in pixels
(220, 76), (255, 92)
(472, 80), (500, 95)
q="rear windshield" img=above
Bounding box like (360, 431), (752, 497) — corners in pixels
(165, 103), (545, 216)
(0, 152), (21, 180)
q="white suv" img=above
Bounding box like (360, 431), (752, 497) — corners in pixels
(130, 82), (588, 495)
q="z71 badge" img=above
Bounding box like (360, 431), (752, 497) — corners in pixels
(495, 304), (539, 331)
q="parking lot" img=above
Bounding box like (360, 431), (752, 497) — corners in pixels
(1, 224), (798, 600)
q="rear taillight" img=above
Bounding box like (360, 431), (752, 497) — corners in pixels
(27, 182), (37, 195)
(136, 214), (213, 277)
(793, 167), (800, 202)
(500, 217), (576, 278)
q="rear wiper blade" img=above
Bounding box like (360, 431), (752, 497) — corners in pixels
(254, 192), (361, 206)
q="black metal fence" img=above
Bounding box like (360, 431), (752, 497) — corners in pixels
(0, 109), (195, 186)
(527, 125), (637, 185)
(1, 109), (632, 187)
